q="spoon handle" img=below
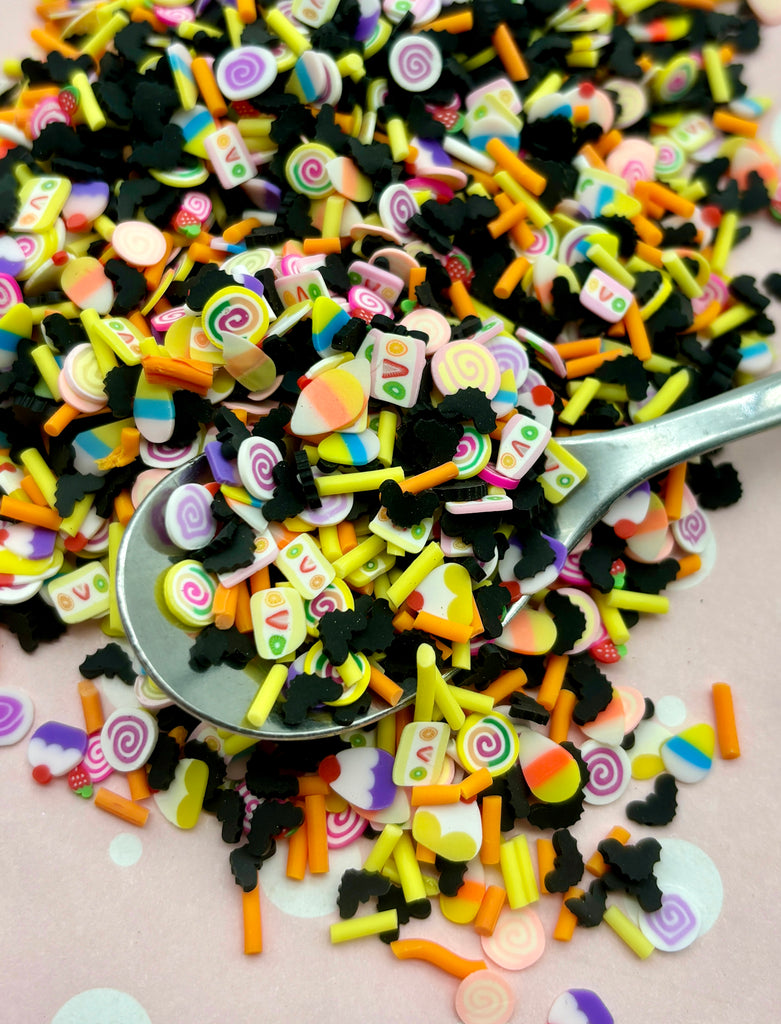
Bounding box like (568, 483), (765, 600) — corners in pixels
(556, 372), (781, 524)
(500, 373), (781, 629)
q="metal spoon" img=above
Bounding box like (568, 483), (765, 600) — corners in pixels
(116, 373), (781, 741)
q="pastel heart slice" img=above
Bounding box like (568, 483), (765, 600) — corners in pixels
(412, 799), (482, 862)
(153, 757), (209, 828)
(495, 606), (557, 655)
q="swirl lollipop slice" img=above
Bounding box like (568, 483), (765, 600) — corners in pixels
(202, 285), (270, 347)
(326, 805), (368, 848)
(455, 970), (515, 1024)
(237, 436), (282, 500)
(638, 887), (701, 952)
(0, 688), (34, 746)
(100, 708), (159, 772)
(285, 143), (336, 198)
(456, 712), (519, 777)
(388, 34), (443, 92)
(377, 183), (419, 240)
(452, 425), (489, 477)
(112, 220), (167, 267)
(580, 740), (631, 805)
(163, 559), (217, 627)
(82, 731), (113, 782)
(215, 45), (277, 100)
(432, 341), (501, 399)
(481, 906), (546, 970)
(165, 482), (218, 550)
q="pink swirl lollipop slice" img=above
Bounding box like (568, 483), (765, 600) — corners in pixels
(378, 183), (419, 241)
(82, 731), (113, 783)
(0, 688), (34, 746)
(29, 96), (70, 139)
(388, 34), (443, 92)
(100, 708), (159, 772)
(455, 970), (515, 1024)
(140, 437), (201, 469)
(165, 482), (217, 550)
(580, 739), (631, 805)
(215, 45), (277, 100)
(432, 340), (501, 399)
(481, 906), (545, 970)
(326, 805), (368, 848)
(0, 273), (22, 317)
(237, 436), (282, 500)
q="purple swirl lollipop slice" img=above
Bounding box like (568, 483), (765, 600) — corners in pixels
(100, 708), (159, 772)
(0, 688), (34, 746)
(165, 482), (217, 550)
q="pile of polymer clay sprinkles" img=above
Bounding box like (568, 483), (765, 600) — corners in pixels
(0, 0), (777, 1017)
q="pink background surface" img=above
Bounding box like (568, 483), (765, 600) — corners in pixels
(1, 7), (780, 1023)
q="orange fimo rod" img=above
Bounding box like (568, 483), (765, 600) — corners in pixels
(368, 664), (404, 707)
(537, 837), (556, 893)
(242, 885), (263, 955)
(286, 814), (308, 880)
(423, 10), (473, 32)
(408, 265), (426, 301)
(460, 767), (492, 801)
(297, 774), (329, 797)
(663, 462), (687, 521)
(94, 788), (149, 827)
(586, 826), (630, 877)
(479, 795), (502, 866)
(487, 200), (528, 238)
(410, 784), (461, 806)
(485, 138), (546, 195)
(549, 687), (576, 743)
(302, 237), (342, 255)
(553, 887), (583, 941)
(712, 110), (757, 137)
(0, 496), (61, 530)
(413, 610), (472, 644)
(482, 667), (526, 703)
(473, 885), (506, 936)
(234, 581), (253, 634)
(223, 218), (261, 245)
(675, 552), (701, 579)
(493, 256), (529, 300)
(555, 337), (601, 360)
(491, 22), (529, 81)
(448, 279), (476, 318)
(712, 683), (740, 759)
(305, 793), (329, 874)
(389, 939), (487, 978)
(565, 348), (623, 378)
(78, 679), (104, 733)
(400, 461), (458, 493)
(127, 767), (151, 802)
(191, 56), (227, 117)
(538, 654), (568, 711)
(44, 403), (81, 436)
(20, 474), (48, 506)
(624, 300), (652, 362)
(212, 582), (239, 630)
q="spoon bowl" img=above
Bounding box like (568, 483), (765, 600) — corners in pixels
(116, 373), (781, 740)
